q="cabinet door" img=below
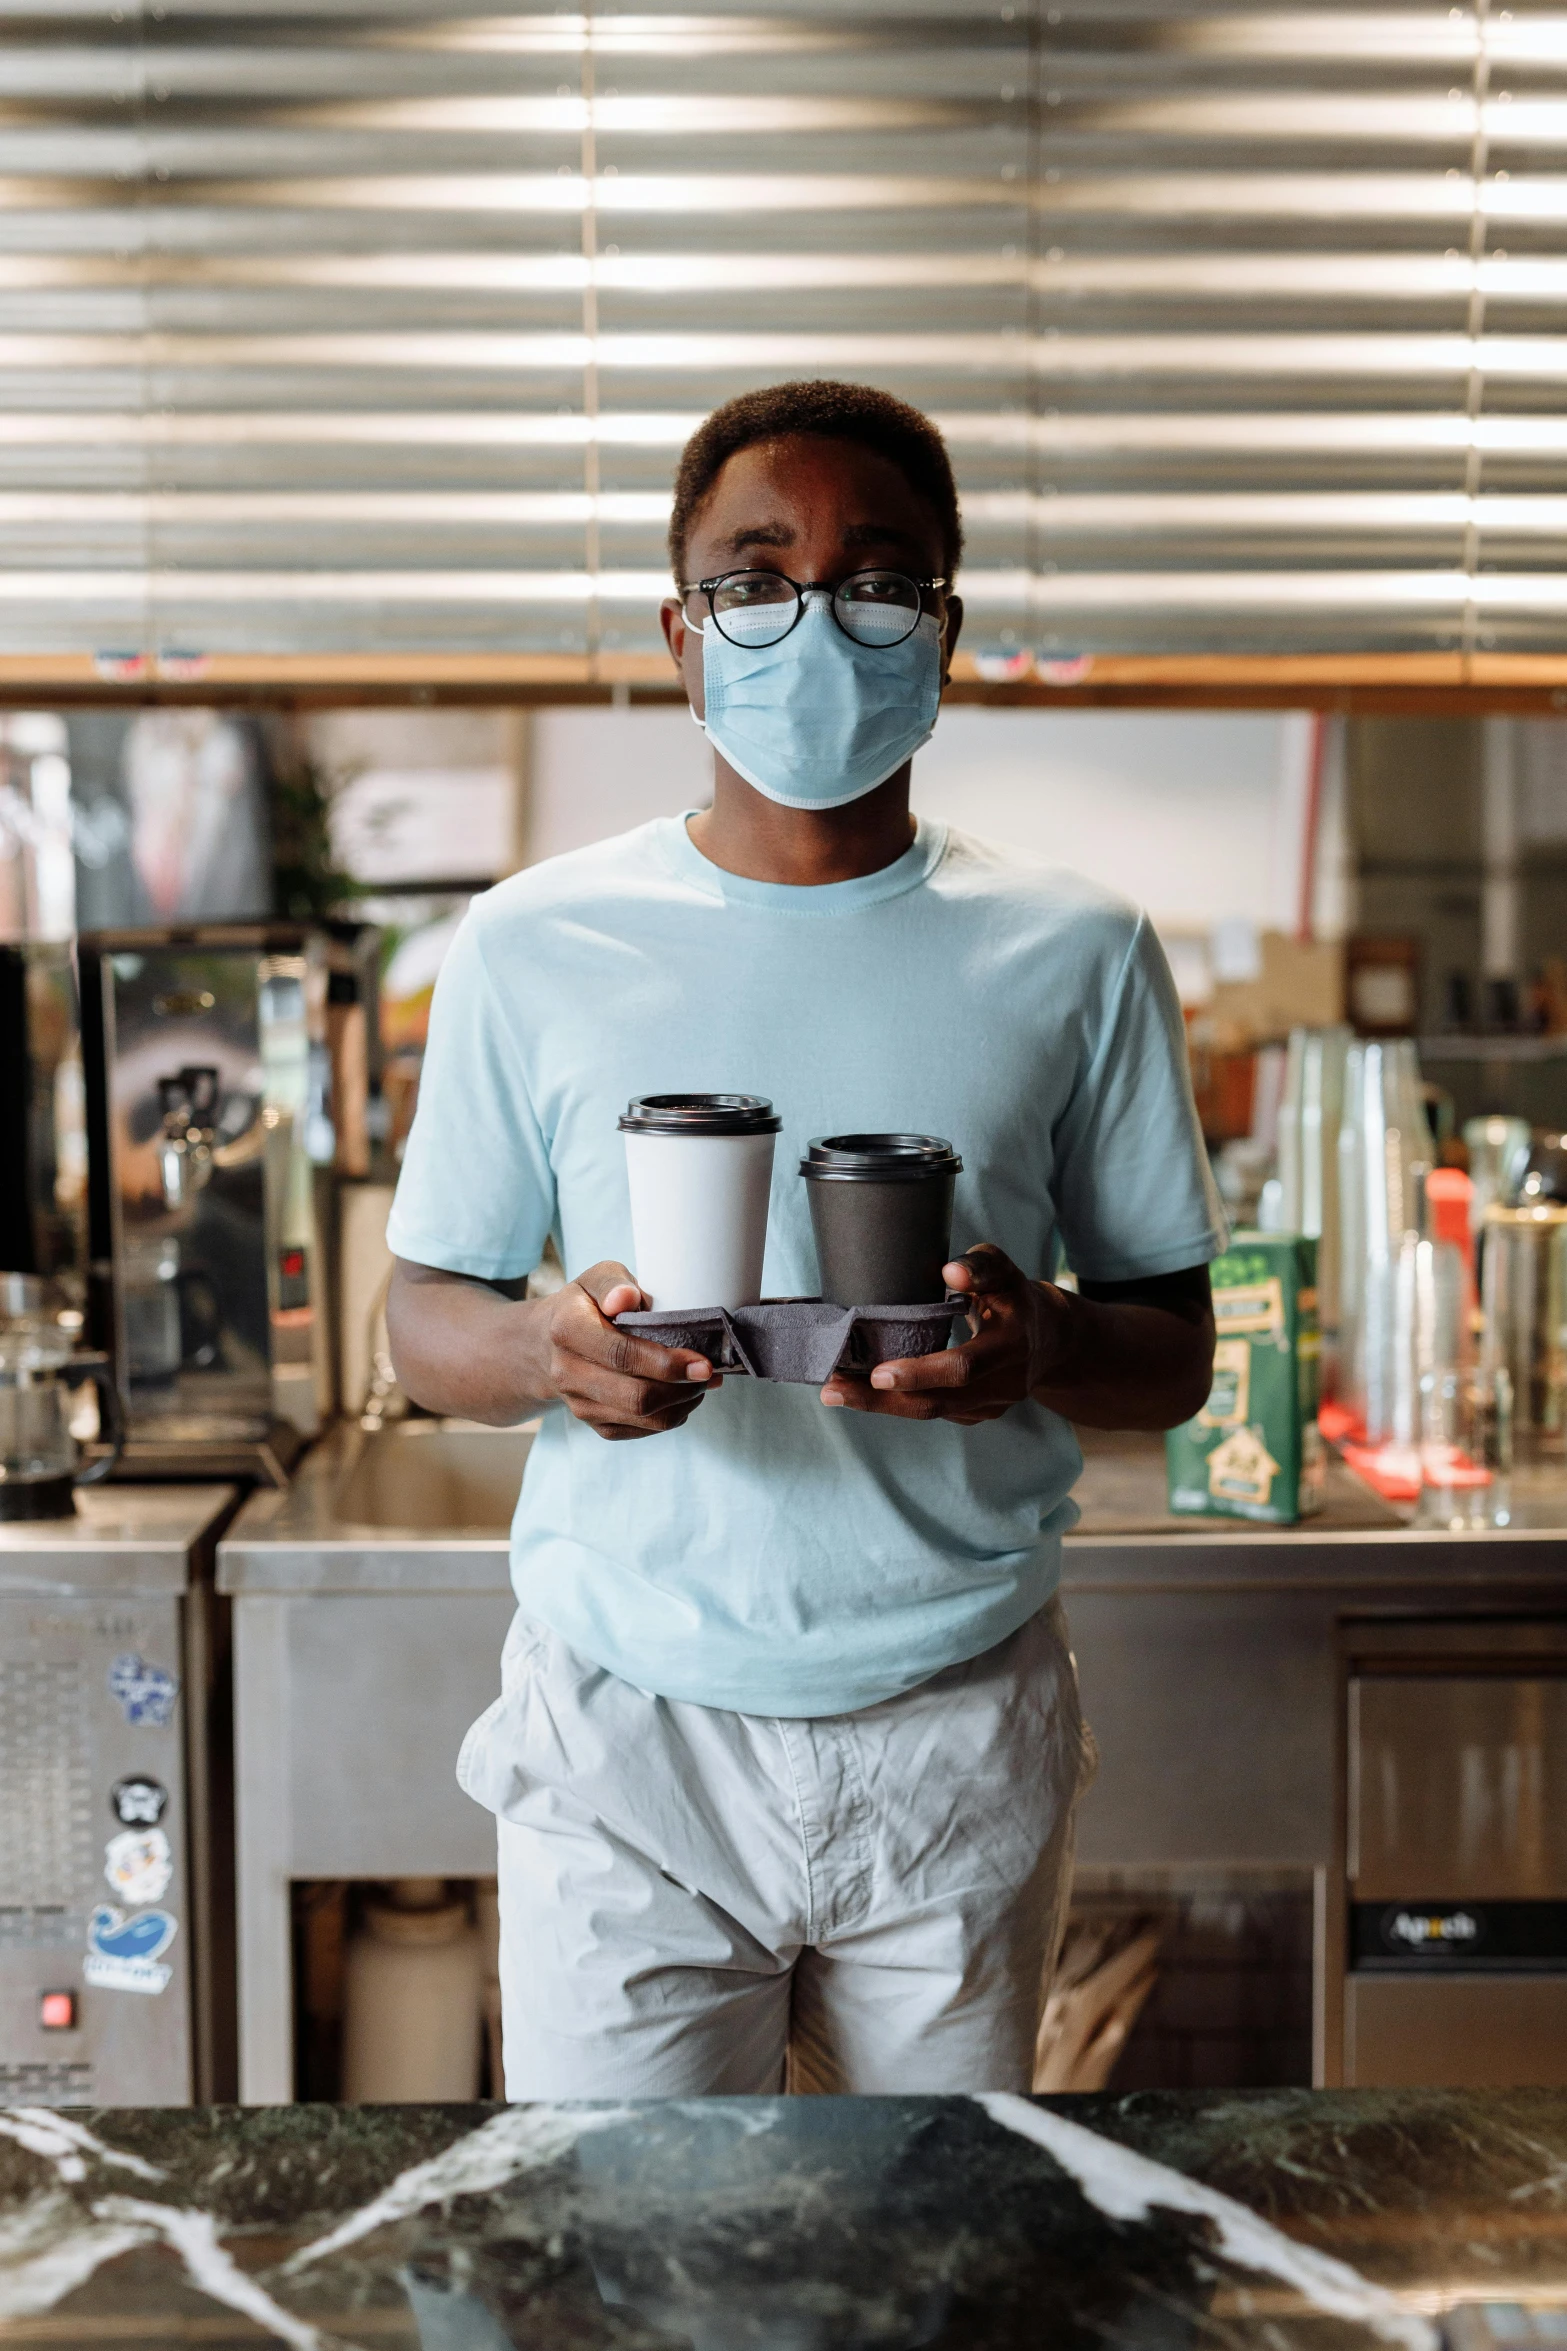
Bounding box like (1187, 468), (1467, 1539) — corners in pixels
(1350, 1675), (1567, 1899)
(1348, 1976), (1567, 2088)
(286, 1593), (517, 1877)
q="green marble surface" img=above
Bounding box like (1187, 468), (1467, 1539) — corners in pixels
(2, 2089), (1566, 2349)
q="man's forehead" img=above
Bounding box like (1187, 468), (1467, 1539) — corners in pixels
(707, 513), (924, 556)
(689, 444), (940, 557)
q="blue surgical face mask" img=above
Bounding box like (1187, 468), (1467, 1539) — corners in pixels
(696, 593), (943, 811)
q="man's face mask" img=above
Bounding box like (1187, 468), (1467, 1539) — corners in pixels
(693, 583), (945, 812)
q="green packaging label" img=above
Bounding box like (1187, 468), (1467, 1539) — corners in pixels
(1166, 1231), (1322, 1525)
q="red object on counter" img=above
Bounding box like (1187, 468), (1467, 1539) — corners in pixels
(1340, 1437), (1491, 1502)
(1341, 1441), (1423, 1501)
(1426, 1166), (1478, 1325)
(1426, 1166), (1474, 1253)
(1318, 1397), (1363, 1445)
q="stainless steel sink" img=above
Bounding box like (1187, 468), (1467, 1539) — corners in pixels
(217, 1416), (538, 1593)
(333, 1421), (530, 1532)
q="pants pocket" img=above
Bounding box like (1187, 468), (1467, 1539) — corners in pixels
(1046, 1596), (1099, 1801)
(458, 1612), (548, 1812)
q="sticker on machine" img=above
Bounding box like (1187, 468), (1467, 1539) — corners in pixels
(108, 1653), (179, 1728)
(84, 1905), (177, 1995)
(104, 1827), (173, 1906)
(111, 1775), (168, 1827)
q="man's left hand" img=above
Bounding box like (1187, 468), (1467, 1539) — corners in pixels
(820, 1244), (1067, 1424)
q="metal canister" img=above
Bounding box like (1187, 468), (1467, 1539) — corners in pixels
(1479, 1204), (1567, 1456)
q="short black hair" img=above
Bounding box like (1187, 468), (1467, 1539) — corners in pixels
(668, 379), (963, 584)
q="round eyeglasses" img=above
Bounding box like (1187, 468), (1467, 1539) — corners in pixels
(680, 569), (947, 651)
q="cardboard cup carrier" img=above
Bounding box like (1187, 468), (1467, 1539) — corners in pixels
(617, 1110), (962, 1382)
(619, 1093), (781, 1311)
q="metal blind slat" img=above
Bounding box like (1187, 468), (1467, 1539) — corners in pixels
(0, 0), (1561, 661)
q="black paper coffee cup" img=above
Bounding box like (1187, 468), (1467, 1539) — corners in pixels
(800, 1134), (962, 1307)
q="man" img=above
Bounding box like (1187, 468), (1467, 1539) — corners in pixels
(386, 379), (1225, 2097)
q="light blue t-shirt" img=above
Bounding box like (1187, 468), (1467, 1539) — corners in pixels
(387, 815), (1227, 1717)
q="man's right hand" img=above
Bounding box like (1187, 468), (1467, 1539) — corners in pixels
(528, 1261), (720, 1441)
(388, 1256), (720, 1439)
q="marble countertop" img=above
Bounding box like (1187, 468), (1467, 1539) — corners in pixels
(2, 2089), (1566, 2349)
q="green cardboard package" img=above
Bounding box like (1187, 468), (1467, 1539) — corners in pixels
(1166, 1232), (1323, 1524)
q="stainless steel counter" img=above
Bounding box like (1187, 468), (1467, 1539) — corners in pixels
(1065, 1429), (1567, 1586)
(217, 1418), (529, 1594)
(0, 1484), (240, 1596)
(215, 1415), (1567, 2102)
(219, 1416), (1567, 1591)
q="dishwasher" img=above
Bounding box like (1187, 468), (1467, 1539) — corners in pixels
(1330, 1617), (1567, 2087)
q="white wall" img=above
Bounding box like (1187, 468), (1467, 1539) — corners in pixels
(909, 708), (1300, 937)
(527, 706), (710, 866)
(523, 703), (1330, 999)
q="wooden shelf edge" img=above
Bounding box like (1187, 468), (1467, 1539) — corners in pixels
(1, 648), (1564, 710)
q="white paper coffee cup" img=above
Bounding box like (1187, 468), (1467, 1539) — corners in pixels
(620, 1094), (781, 1310)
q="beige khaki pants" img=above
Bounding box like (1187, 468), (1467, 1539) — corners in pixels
(458, 1599), (1093, 2099)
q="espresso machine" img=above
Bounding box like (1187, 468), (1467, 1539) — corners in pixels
(79, 924), (333, 1482)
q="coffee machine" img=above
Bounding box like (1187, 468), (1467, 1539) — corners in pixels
(79, 925), (333, 1482)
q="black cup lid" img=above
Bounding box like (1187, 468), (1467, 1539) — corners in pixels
(620, 1093), (781, 1135)
(800, 1133), (962, 1181)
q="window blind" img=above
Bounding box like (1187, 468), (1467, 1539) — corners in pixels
(1, 0), (1563, 672)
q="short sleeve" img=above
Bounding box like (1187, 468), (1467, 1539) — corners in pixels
(1052, 914), (1229, 1284)
(384, 911), (554, 1281)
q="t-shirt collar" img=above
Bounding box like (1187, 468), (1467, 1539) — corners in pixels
(658, 812), (947, 915)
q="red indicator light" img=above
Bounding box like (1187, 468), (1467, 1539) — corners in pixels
(280, 1248), (305, 1278)
(39, 1991), (76, 2030)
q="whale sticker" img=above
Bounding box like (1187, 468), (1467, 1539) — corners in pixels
(108, 1654), (179, 1728)
(84, 1904), (177, 1995)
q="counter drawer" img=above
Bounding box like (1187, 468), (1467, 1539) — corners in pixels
(1346, 1974), (1567, 2088)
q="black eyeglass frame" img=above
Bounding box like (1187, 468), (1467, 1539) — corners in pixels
(678, 568), (950, 649)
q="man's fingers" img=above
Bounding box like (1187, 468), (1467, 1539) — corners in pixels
(575, 1258), (644, 1309)
(598, 1320), (715, 1384)
(594, 1391), (704, 1429)
(562, 1359), (721, 1418)
(576, 1384), (711, 1437)
(560, 1283), (714, 1386)
(866, 1338), (994, 1392)
(573, 1261), (712, 1366)
(821, 1376), (943, 1419)
(943, 1242), (1026, 1297)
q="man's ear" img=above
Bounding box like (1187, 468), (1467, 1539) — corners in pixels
(940, 593), (964, 688)
(660, 594), (706, 719)
(659, 595), (687, 679)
